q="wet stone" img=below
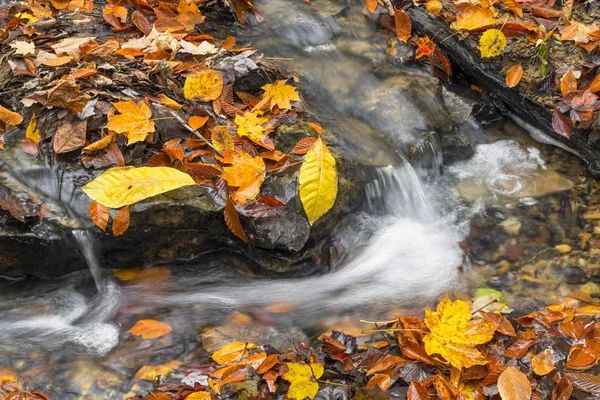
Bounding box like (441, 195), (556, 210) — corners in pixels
(563, 266), (587, 284)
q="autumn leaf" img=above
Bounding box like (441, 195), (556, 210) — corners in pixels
(566, 372), (600, 395)
(307, 121), (323, 135)
(479, 29), (506, 58)
(105, 100), (155, 145)
(220, 151), (266, 205)
(112, 205), (130, 236)
(224, 198), (248, 243)
(560, 21), (600, 44)
(450, 6), (507, 32)
(426, 1), (442, 14)
(129, 319), (173, 339)
(299, 138), (337, 225)
(395, 9), (411, 43)
(407, 381), (430, 400)
(209, 362), (247, 394)
(365, 0), (377, 13)
(81, 166), (196, 208)
(53, 119), (87, 154)
(506, 64), (523, 88)
(283, 362), (322, 400)
(292, 137), (318, 154)
(531, 349), (555, 376)
(212, 126), (235, 152)
(501, 0), (522, 18)
(10, 40), (36, 56)
(25, 112), (40, 143)
(552, 108), (572, 139)
(83, 132), (114, 154)
(0, 104), (24, 126)
(189, 115), (209, 130)
(423, 297), (496, 369)
(235, 111), (270, 148)
(134, 360), (181, 380)
(186, 392), (212, 400)
(560, 69), (577, 96)
(261, 80), (301, 111)
(103, 4), (128, 29)
(89, 200), (109, 232)
(184, 70), (224, 101)
(498, 366), (531, 400)
(212, 341), (257, 364)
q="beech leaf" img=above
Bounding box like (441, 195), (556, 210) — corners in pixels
(112, 205), (130, 236)
(224, 198), (248, 243)
(89, 200), (109, 232)
(498, 366), (531, 400)
(129, 319), (173, 339)
(506, 64), (523, 88)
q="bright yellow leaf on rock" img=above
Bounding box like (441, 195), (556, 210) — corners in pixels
(221, 151), (266, 205)
(105, 100), (155, 145)
(235, 111), (269, 147)
(479, 29), (506, 58)
(25, 112), (39, 143)
(423, 296), (496, 369)
(184, 69), (224, 101)
(283, 363), (320, 400)
(299, 138), (337, 225)
(81, 166), (196, 208)
(261, 80), (301, 111)
(211, 341), (258, 365)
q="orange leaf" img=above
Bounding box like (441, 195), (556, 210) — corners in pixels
(224, 198), (248, 243)
(394, 9), (412, 43)
(83, 132), (114, 154)
(566, 344), (597, 370)
(258, 354), (279, 374)
(407, 381), (430, 400)
(0, 104), (24, 125)
(505, 64), (523, 88)
(105, 100), (155, 145)
(498, 367), (531, 400)
(129, 319), (173, 339)
(112, 205), (130, 237)
(307, 121), (323, 135)
(366, 374), (391, 391)
(89, 201), (109, 232)
(365, 0), (377, 13)
(552, 377), (573, 400)
(189, 115), (209, 130)
(531, 349), (555, 376)
(590, 74), (600, 93)
(560, 69), (577, 96)
(501, 0), (523, 18)
(220, 151), (266, 205)
(41, 56), (73, 67)
(425, 0), (442, 15)
(552, 108), (572, 139)
(223, 36), (236, 50)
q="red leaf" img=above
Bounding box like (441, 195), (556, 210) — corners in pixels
(112, 205), (130, 237)
(89, 200), (109, 232)
(258, 195), (285, 207)
(552, 108), (572, 139)
(224, 198), (248, 243)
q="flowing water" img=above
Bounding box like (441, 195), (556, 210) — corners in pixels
(0, 0), (596, 397)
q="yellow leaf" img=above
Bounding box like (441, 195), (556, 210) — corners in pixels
(450, 6), (507, 32)
(423, 296), (496, 369)
(187, 392), (212, 400)
(261, 80), (301, 111)
(299, 138), (337, 225)
(105, 100), (155, 145)
(479, 29), (506, 58)
(184, 69), (224, 101)
(83, 132), (114, 153)
(134, 360), (181, 381)
(235, 111), (269, 147)
(211, 126), (235, 152)
(0, 104), (24, 126)
(25, 112), (40, 143)
(498, 366), (531, 400)
(220, 151), (266, 205)
(129, 319), (173, 339)
(81, 166), (196, 208)
(283, 363), (320, 400)
(211, 341), (258, 365)
(157, 94), (183, 110)
(531, 349), (555, 376)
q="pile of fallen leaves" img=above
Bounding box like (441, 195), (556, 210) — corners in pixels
(0, 0), (338, 240)
(365, 0), (600, 141)
(108, 295), (600, 400)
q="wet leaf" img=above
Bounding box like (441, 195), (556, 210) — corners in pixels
(366, 374), (391, 391)
(261, 80), (300, 111)
(394, 9), (411, 43)
(283, 363), (320, 400)
(89, 200), (109, 232)
(423, 297), (496, 369)
(212, 126), (235, 152)
(552, 108), (572, 139)
(134, 360), (181, 380)
(105, 100), (155, 145)
(83, 133), (114, 154)
(591, 75), (600, 93)
(566, 344), (597, 370)
(53, 119), (87, 154)
(112, 205), (130, 236)
(186, 392), (212, 400)
(82, 166), (196, 208)
(450, 6), (507, 32)
(212, 341), (256, 365)
(307, 121), (323, 135)
(531, 349), (554, 376)
(25, 112), (39, 144)
(560, 69), (577, 97)
(479, 29), (506, 58)
(498, 366), (531, 400)
(407, 381), (430, 400)
(501, 0), (522, 18)
(299, 137), (337, 225)
(365, 0), (377, 13)
(506, 64), (523, 88)
(292, 137), (318, 154)
(220, 151), (266, 205)
(189, 115), (209, 130)
(566, 372), (600, 395)
(209, 362), (247, 394)
(235, 111), (271, 148)
(552, 376), (573, 400)
(257, 354), (279, 374)
(0, 104), (23, 125)
(425, 1), (442, 15)
(129, 319), (173, 339)
(184, 70), (224, 101)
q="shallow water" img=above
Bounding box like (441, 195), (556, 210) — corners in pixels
(0, 0), (596, 397)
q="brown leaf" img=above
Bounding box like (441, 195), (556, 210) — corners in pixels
(498, 366), (531, 400)
(394, 9), (412, 43)
(480, 311), (516, 337)
(366, 374), (391, 391)
(552, 108), (572, 139)
(129, 319), (173, 339)
(46, 77), (91, 113)
(89, 200), (109, 232)
(527, 6), (563, 19)
(566, 372), (600, 395)
(506, 64), (523, 88)
(291, 137), (318, 155)
(590, 74), (600, 93)
(552, 377), (573, 400)
(560, 69), (577, 96)
(322, 336), (346, 355)
(505, 339), (535, 359)
(407, 381), (430, 400)
(53, 119), (87, 154)
(112, 205), (130, 237)
(224, 198), (248, 243)
(132, 10), (152, 35)
(223, 36), (236, 50)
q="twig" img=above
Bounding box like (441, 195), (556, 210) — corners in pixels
(169, 111), (223, 157)
(383, 0), (395, 16)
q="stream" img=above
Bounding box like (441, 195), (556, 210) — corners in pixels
(0, 0), (597, 398)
